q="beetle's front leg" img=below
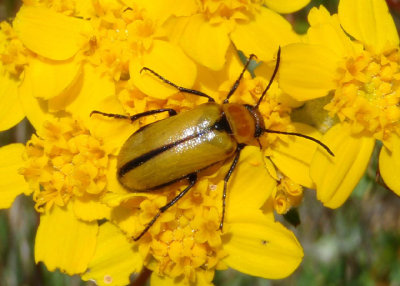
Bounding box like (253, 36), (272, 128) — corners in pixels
(218, 143), (246, 232)
(141, 67), (215, 102)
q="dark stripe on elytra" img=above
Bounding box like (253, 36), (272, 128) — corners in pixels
(118, 114), (232, 178)
(119, 129), (208, 177)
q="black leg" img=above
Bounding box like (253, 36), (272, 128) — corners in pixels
(219, 144), (246, 231)
(255, 47), (281, 108)
(90, 108), (177, 123)
(141, 67), (215, 102)
(133, 173), (198, 241)
(224, 54), (257, 104)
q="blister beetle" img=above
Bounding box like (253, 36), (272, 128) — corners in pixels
(91, 48), (334, 240)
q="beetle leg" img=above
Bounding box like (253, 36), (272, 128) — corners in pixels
(255, 47), (281, 108)
(133, 173), (198, 241)
(141, 67), (215, 102)
(129, 109), (177, 122)
(256, 138), (263, 150)
(223, 54), (257, 104)
(90, 108), (177, 122)
(218, 144), (246, 232)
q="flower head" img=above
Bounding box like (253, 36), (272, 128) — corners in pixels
(21, 118), (109, 214)
(279, 0), (400, 207)
(0, 0), (316, 284)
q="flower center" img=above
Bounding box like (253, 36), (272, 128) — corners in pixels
(0, 22), (29, 78)
(87, 4), (162, 80)
(199, 0), (263, 23)
(326, 49), (400, 141)
(21, 118), (109, 212)
(131, 175), (227, 283)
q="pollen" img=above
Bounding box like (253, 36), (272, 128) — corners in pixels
(326, 49), (400, 142)
(86, 3), (162, 81)
(134, 177), (227, 284)
(0, 21), (29, 77)
(199, 0), (263, 23)
(20, 118), (109, 212)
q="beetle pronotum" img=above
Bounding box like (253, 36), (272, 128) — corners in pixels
(91, 48), (334, 241)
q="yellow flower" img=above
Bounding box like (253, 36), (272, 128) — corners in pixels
(279, 0), (400, 207)
(82, 147), (303, 285)
(0, 22), (28, 131)
(7, 1), (197, 129)
(1, 117), (118, 274)
(165, 0), (309, 70)
(0, 0), (315, 284)
(80, 51), (318, 285)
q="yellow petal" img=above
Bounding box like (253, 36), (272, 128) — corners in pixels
(307, 6), (356, 57)
(311, 124), (375, 208)
(231, 8), (299, 62)
(193, 45), (243, 101)
(19, 66), (55, 130)
(13, 6), (91, 60)
(265, 0), (311, 13)
(81, 222), (143, 286)
(379, 133), (400, 195)
(227, 146), (275, 218)
(270, 123), (323, 188)
(0, 68), (25, 131)
(338, 0), (399, 53)
(35, 204), (98, 274)
(279, 43), (340, 101)
(52, 64), (114, 123)
(178, 14), (230, 70)
(0, 144), (30, 209)
(223, 209), (303, 279)
(73, 197), (111, 221)
(28, 56), (81, 100)
(131, 40), (197, 99)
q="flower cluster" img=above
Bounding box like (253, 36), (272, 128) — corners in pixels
(0, 0), (399, 285)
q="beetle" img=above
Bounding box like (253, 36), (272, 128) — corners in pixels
(91, 48), (334, 241)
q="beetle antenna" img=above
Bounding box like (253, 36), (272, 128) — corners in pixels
(263, 128), (335, 156)
(255, 47), (281, 109)
(224, 54), (257, 104)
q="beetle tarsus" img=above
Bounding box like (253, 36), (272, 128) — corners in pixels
(133, 173), (198, 241)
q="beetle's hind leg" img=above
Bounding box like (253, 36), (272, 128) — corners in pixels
(141, 67), (215, 102)
(90, 108), (177, 122)
(219, 144), (246, 232)
(133, 173), (198, 241)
